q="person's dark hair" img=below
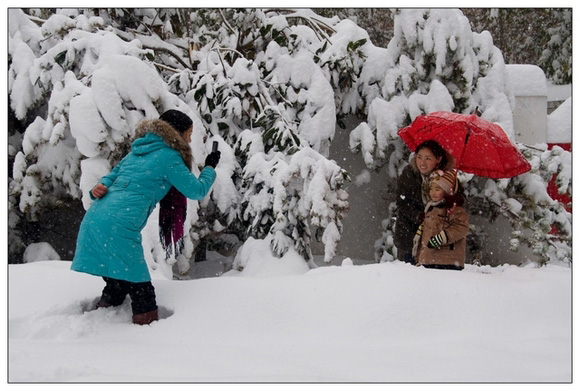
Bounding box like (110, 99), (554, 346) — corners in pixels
(415, 140), (449, 170)
(159, 110), (193, 133)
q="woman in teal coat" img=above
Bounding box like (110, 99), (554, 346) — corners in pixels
(71, 110), (220, 325)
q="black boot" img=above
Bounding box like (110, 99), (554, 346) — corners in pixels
(96, 300), (112, 309)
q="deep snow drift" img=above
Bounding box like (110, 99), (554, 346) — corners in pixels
(8, 257), (571, 383)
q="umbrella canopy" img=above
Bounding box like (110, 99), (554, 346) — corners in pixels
(398, 111), (532, 178)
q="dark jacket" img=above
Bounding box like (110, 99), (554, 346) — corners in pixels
(393, 155), (455, 255)
(393, 163), (425, 254)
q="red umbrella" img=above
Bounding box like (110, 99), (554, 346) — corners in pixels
(398, 111), (532, 178)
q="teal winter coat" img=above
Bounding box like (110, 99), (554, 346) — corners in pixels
(71, 119), (216, 282)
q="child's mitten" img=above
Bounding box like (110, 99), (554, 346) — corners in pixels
(427, 231), (447, 249)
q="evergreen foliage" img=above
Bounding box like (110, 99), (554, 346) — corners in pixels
(8, 8), (571, 271)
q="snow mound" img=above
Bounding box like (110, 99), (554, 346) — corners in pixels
(23, 242), (61, 263)
(547, 97), (571, 143)
(231, 235), (310, 277)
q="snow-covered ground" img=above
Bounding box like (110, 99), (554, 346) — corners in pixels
(6, 8), (573, 385)
(8, 255), (571, 383)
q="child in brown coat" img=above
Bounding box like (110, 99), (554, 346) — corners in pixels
(412, 169), (469, 270)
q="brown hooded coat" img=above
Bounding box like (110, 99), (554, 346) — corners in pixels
(415, 194), (469, 269)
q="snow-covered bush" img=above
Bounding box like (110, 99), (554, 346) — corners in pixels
(8, 8), (353, 272)
(8, 8), (571, 272)
(462, 143), (572, 266)
(23, 242), (61, 262)
(350, 9), (515, 171)
(539, 8), (572, 85)
(347, 9), (570, 266)
(172, 9), (351, 268)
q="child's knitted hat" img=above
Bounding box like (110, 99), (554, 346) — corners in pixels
(430, 169), (458, 195)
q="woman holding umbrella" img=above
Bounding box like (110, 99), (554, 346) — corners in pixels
(394, 140), (455, 265)
(395, 110), (531, 265)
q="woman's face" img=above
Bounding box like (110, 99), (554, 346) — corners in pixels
(415, 147), (442, 175)
(182, 126), (193, 144)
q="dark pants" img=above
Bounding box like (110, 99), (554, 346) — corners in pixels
(397, 248), (416, 265)
(100, 277), (157, 315)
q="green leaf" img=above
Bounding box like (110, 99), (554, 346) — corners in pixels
(54, 51), (67, 66)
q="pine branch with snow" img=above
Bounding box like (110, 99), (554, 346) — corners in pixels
(460, 143), (571, 266)
(9, 8), (359, 270)
(346, 9), (570, 266)
(8, 8), (571, 270)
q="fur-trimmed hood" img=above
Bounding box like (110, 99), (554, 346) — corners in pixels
(133, 119), (192, 170)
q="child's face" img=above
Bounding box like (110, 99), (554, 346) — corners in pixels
(429, 183), (446, 202)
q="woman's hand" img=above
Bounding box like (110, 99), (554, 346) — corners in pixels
(91, 184), (108, 198)
(204, 151), (221, 168)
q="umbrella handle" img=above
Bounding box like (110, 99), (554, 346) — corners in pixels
(457, 128), (471, 164)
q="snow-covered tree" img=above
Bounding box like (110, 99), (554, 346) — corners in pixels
(8, 8), (353, 273)
(168, 9), (350, 267)
(8, 8), (571, 272)
(316, 8), (394, 48)
(462, 8), (572, 85)
(474, 144), (571, 266)
(350, 9), (513, 180)
(347, 9), (570, 266)
(539, 8), (572, 85)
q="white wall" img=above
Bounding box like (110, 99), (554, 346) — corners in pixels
(511, 96), (548, 144)
(506, 64), (548, 144)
